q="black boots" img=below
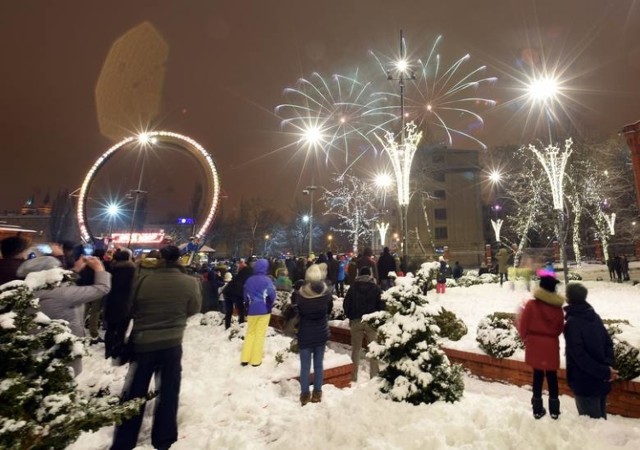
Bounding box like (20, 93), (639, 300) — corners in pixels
(532, 397), (546, 419)
(549, 398), (560, 420)
(531, 397), (560, 419)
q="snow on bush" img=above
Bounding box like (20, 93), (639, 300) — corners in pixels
(476, 312), (524, 358)
(364, 275), (464, 405)
(605, 320), (640, 381)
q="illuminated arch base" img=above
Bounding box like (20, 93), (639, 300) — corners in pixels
(77, 131), (221, 243)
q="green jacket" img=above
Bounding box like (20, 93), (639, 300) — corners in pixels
(131, 264), (202, 352)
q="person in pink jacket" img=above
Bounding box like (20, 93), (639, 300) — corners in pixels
(517, 270), (565, 419)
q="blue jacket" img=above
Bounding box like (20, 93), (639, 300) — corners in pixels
(564, 302), (614, 397)
(244, 259), (276, 316)
(337, 261), (346, 282)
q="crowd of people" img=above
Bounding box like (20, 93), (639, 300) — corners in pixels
(0, 235), (629, 448)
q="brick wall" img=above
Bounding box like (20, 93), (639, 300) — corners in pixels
(271, 314), (640, 417)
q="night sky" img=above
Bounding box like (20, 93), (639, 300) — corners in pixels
(1, 1), (639, 222)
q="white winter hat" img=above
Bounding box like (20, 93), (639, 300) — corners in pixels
(305, 263), (326, 282)
(223, 272), (232, 282)
(17, 256), (62, 278)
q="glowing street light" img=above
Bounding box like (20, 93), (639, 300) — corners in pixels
(526, 75), (560, 103)
(302, 186), (318, 256)
(488, 170), (502, 184)
(379, 30), (420, 263)
(522, 70), (571, 284)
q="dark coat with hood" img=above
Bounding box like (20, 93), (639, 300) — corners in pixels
(296, 280), (332, 349)
(517, 287), (565, 370)
(564, 302), (615, 396)
(377, 249), (397, 281)
(343, 274), (384, 320)
(104, 259), (136, 325)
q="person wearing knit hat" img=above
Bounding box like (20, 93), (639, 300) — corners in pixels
(296, 263), (333, 405)
(564, 282), (618, 419)
(517, 270), (565, 419)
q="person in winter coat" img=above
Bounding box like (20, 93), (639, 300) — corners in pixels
(222, 264), (253, 329)
(296, 263), (333, 405)
(336, 255), (346, 297)
(452, 261), (463, 281)
(377, 247), (397, 291)
(517, 270), (565, 419)
(346, 256), (358, 286)
(0, 236), (28, 285)
(103, 249), (136, 361)
(343, 266), (385, 382)
(325, 251), (339, 292)
(17, 255), (111, 376)
(564, 283), (618, 419)
(112, 245), (201, 450)
(356, 247), (378, 281)
(241, 259), (276, 366)
(495, 248), (510, 286)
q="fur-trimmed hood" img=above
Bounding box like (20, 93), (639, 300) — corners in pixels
(533, 287), (565, 307)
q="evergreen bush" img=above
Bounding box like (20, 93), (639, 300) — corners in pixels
(364, 278), (464, 405)
(0, 272), (144, 450)
(604, 321), (640, 381)
(476, 312), (523, 358)
(433, 308), (468, 341)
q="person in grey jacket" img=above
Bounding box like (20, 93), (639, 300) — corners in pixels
(17, 255), (111, 376)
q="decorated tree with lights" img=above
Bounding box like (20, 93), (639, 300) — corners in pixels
(0, 271), (144, 450)
(322, 172), (380, 252)
(365, 263), (464, 405)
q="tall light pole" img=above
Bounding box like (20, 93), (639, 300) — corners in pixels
(303, 186), (317, 256)
(379, 30), (420, 265)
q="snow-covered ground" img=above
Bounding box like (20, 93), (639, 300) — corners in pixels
(70, 277), (640, 450)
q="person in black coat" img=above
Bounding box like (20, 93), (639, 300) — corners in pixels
(297, 263), (333, 405)
(103, 249), (136, 361)
(564, 282), (619, 419)
(343, 266), (385, 382)
(222, 265), (253, 329)
(376, 247), (397, 291)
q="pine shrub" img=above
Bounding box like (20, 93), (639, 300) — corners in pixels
(0, 272), (144, 450)
(433, 308), (468, 341)
(476, 312), (523, 358)
(604, 320), (640, 381)
(364, 278), (464, 405)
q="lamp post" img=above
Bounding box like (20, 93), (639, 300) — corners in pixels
(263, 234), (270, 256)
(327, 234), (333, 251)
(106, 203), (120, 237)
(525, 75), (571, 285)
(303, 186), (317, 256)
(379, 30), (421, 266)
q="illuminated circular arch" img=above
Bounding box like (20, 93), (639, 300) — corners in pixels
(77, 131), (221, 243)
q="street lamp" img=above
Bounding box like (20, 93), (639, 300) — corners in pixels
(377, 30), (421, 267)
(524, 74), (571, 284)
(263, 234), (270, 256)
(327, 234), (333, 251)
(302, 186), (317, 256)
(106, 202), (120, 236)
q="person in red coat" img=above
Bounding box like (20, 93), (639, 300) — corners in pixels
(517, 270), (565, 419)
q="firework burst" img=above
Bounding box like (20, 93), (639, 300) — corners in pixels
(276, 71), (393, 172)
(370, 35), (497, 149)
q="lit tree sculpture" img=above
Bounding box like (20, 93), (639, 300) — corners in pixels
(527, 138), (573, 283)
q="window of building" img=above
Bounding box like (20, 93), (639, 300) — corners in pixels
(433, 190), (446, 200)
(434, 208), (447, 220)
(433, 171), (445, 182)
(435, 227), (448, 239)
